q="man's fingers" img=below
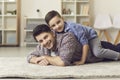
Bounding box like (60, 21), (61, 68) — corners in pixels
(38, 59), (49, 66)
(35, 56), (45, 64)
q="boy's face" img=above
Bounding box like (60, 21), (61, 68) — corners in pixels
(49, 16), (64, 32)
(36, 32), (55, 49)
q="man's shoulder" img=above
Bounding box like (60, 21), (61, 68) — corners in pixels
(57, 32), (74, 38)
(57, 32), (76, 42)
(64, 32), (75, 37)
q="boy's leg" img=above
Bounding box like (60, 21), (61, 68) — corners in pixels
(86, 49), (103, 63)
(89, 37), (120, 60)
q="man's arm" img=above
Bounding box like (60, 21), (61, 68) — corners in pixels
(44, 56), (65, 66)
(27, 45), (49, 64)
(30, 55), (65, 66)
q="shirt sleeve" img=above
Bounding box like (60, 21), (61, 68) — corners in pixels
(58, 33), (78, 66)
(77, 30), (88, 45)
(65, 22), (97, 46)
(69, 24), (89, 45)
(27, 45), (49, 63)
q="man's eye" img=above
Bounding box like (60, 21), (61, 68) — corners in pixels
(39, 40), (43, 43)
(44, 35), (48, 39)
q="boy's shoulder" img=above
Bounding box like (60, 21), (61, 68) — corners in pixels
(65, 21), (76, 25)
(64, 21), (77, 30)
(65, 21), (84, 28)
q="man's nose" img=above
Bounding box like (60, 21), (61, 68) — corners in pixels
(43, 40), (48, 47)
(55, 25), (59, 29)
(56, 25), (59, 28)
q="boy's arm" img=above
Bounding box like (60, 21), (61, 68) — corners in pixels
(74, 44), (89, 65)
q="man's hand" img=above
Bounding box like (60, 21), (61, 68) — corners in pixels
(30, 56), (49, 66)
(30, 55), (64, 66)
(37, 58), (49, 66)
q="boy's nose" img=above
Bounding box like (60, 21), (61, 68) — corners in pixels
(55, 25), (59, 29)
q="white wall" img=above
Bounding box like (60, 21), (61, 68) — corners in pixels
(21, 0), (61, 46)
(93, 0), (120, 16)
(21, 0), (61, 18)
(90, 0), (120, 43)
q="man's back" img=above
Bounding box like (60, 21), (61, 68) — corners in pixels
(56, 32), (83, 65)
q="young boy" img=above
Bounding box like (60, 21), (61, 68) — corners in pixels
(45, 10), (120, 65)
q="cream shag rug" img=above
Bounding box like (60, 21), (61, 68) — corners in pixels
(0, 57), (120, 79)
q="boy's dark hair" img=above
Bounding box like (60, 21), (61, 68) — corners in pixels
(45, 10), (62, 25)
(33, 24), (51, 41)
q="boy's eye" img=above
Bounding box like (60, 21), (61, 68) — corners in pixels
(51, 25), (55, 28)
(57, 20), (60, 24)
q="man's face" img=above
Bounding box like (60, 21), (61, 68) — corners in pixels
(49, 16), (64, 32)
(36, 32), (55, 49)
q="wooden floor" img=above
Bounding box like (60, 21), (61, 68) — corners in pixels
(0, 47), (34, 57)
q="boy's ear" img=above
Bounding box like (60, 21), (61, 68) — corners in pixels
(61, 17), (64, 20)
(51, 31), (55, 37)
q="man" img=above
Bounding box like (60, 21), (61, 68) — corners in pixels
(27, 24), (103, 66)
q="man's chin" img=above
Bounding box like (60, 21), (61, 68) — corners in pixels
(47, 46), (53, 50)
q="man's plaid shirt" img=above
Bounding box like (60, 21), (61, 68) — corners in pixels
(27, 32), (102, 66)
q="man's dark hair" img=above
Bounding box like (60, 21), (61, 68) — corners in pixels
(45, 10), (62, 25)
(33, 24), (51, 41)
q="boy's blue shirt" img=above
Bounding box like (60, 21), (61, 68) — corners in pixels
(60, 21), (98, 45)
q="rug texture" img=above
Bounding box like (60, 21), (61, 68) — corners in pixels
(0, 57), (120, 79)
